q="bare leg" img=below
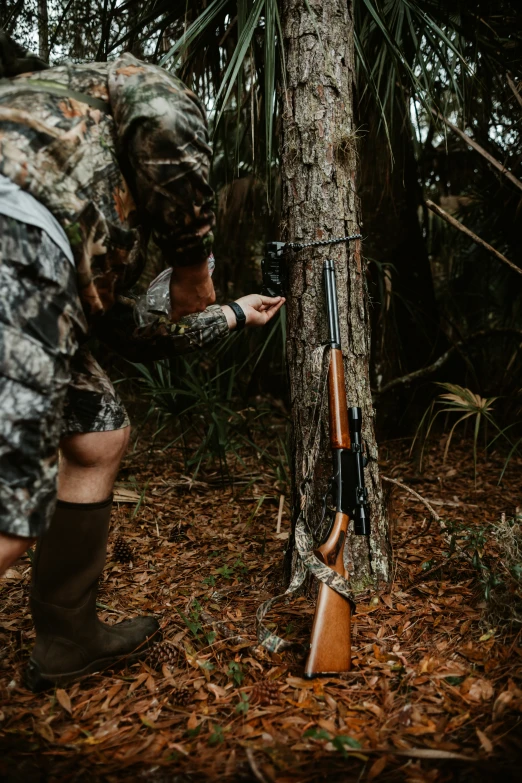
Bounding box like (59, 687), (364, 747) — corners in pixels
(57, 426), (130, 502)
(0, 532), (35, 576)
(0, 427), (129, 577)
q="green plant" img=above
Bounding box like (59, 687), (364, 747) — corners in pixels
(131, 315), (287, 480)
(186, 723), (202, 739)
(227, 661), (244, 687)
(303, 728), (332, 741)
(303, 727), (362, 755)
(332, 735), (363, 756)
(412, 383), (498, 480)
(208, 724), (224, 746)
(235, 692), (250, 715)
(215, 564), (234, 580)
(439, 515), (522, 625)
(413, 383), (522, 482)
(176, 599), (216, 647)
(215, 556), (248, 583)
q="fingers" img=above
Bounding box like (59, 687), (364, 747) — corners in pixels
(259, 296), (285, 312)
(261, 297), (286, 322)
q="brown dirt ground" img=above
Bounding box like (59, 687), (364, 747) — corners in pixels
(1, 426), (521, 783)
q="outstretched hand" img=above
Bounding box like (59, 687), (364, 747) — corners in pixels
(223, 294), (285, 329)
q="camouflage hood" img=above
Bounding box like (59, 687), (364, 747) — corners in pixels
(0, 54), (215, 319)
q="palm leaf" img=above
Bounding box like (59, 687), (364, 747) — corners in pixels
(160, 0), (230, 66)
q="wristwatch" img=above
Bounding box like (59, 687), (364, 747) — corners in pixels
(227, 301), (247, 330)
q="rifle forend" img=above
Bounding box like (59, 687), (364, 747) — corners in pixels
(304, 260), (370, 679)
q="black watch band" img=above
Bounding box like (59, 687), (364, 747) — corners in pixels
(227, 301), (247, 330)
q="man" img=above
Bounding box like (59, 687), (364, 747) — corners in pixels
(0, 34), (284, 690)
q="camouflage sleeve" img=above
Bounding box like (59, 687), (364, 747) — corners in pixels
(93, 297), (229, 363)
(108, 54), (215, 268)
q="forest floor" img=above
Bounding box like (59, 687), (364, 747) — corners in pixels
(1, 416), (522, 782)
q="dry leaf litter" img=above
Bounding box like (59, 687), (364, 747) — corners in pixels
(1, 428), (522, 782)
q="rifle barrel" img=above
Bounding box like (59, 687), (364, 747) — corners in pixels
(324, 260), (341, 349)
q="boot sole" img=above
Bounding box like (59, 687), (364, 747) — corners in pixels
(25, 628), (162, 692)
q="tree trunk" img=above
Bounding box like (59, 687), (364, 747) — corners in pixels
(281, 0), (390, 587)
(38, 0), (49, 62)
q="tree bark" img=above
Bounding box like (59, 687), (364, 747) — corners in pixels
(38, 0), (49, 62)
(281, 0), (390, 586)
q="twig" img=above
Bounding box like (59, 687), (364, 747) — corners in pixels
(426, 200), (522, 277)
(376, 346), (455, 395)
(246, 747), (271, 783)
(433, 110), (522, 193)
(381, 477), (444, 527)
(375, 327), (522, 396)
(383, 476), (479, 585)
(276, 494), (285, 534)
(507, 73), (522, 110)
(199, 610), (251, 646)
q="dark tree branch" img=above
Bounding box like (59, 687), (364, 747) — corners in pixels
(425, 199), (522, 278)
(375, 328), (522, 396)
(433, 110), (522, 194)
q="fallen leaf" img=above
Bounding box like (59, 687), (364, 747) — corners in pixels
(187, 712), (198, 731)
(207, 683), (227, 700)
(128, 672), (148, 694)
(35, 722), (54, 743)
(467, 679), (494, 702)
(476, 727), (493, 753)
(492, 690), (514, 719)
(56, 688), (72, 715)
(367, 755), (388, 780)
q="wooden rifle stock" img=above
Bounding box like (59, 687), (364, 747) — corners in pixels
(304, 259), (371, 677)
(304, 346), (352, 677)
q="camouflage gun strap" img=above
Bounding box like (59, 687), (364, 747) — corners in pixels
(0, 78), (110, 113)
(256, 345), (355, 654)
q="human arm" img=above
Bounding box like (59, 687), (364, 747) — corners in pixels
(108, 54), (215, 270)
(169, 258), (216, 322)
(222, 294), (286, 329)
(95, 293), (285, 364)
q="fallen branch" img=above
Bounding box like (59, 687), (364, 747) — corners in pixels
(375, 327), (522, 396)
(433, 111), (522, 193)
(383, 477), (479, 583)
(246, 747), (271, 783)
(376, 346), (455, 396)
(381, 476), (443, 527)
(425, 200), (522, 277)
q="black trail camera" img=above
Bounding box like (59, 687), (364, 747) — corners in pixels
(261, 242), (286, 297)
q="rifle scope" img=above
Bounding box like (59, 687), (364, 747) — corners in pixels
(349, 407), (371, 537)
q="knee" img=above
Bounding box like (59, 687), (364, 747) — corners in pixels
(60, 427), (130, 471)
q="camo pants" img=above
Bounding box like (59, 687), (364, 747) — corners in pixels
(0, 216), (129, 539)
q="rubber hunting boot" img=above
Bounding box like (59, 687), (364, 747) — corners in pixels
(26, 497), (159, 691)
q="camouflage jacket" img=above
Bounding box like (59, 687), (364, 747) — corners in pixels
(0, 54), (226, 359)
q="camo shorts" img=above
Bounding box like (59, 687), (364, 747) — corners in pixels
(0, 216), (129, 539)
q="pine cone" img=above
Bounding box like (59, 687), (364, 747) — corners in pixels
(113, 535), (133, 563)
(171, 686), (191, 707)
(252, 680), (280, 705)
(169, 524), (188, 543)
(148, 640), (179, 670)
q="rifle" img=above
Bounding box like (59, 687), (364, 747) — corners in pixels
(261, 245), (370, 676)
(303, 259), (370, 677)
